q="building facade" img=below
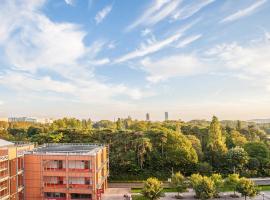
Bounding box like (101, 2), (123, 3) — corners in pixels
(0, 140), (34, 200)
(8, 117), (37, 123)
(24, 143), (109, 200)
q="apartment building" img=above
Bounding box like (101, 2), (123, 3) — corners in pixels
(0, 139), (34, 200)
(24, 143), (109, 200)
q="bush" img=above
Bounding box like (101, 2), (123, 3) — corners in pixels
(142, 177), (163, 200)
(191, 174), (216, 199)
(194, 176), (216, 199)
(236, 178), (259, 200)
(170, 172), (188, 198)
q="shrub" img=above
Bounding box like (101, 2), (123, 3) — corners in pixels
(236, 178), (259, 200)
(142, 177), (163, 200)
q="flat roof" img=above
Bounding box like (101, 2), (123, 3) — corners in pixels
(0, 139), (14, 147)
(28, 143), (104, 155)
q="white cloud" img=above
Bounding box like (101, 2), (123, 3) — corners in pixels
(176, 34), (202, 48)
(220, 0), (267, 23)
(172, 0), (215, 20)
(141, 28), (152, 37)
(0, 101), (3, 105)
(0, 0), (145, 104)
(117, 20), (198, 63)
(115, 32), (182, 63)
(95, 5), (112, 24)
(126, 0), (181, 31)
(206, 37), (270, 90)
(141, 54), (205, 83)
(65, 0), (75, 6)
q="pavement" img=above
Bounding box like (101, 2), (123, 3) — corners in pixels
(102, 188), (270, 200)
(102, 188), (131, 200)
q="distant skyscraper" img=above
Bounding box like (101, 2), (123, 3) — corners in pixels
(165, 112), (169, 121)
(146, 113), (150, 121)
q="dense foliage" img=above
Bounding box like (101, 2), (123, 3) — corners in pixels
(0, 116), (270, 180)
(141, 177), (163, 200)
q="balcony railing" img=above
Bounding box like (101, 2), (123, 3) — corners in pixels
(44, 184), (66, 188)
(44, 168), (92, 172)
(69, 184), (92, 189)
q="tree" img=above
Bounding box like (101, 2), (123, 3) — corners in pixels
(210, 173), (224, 197)
(165, 131), (198, 172)
(186, 135), (203, 161)
(170, 172), (187, 198)
(236, 178), (259, 200)
(227, 130), (247, 148)
(135, 137), (152, 169)
(226, 147), (249, 173)
(225, 173), (240, 197)
(197, 162), (212, 175)
(205, 116), (227, 168)
(192, 175), (216, 200)
(142, 177), (163, 200)
(244, 142), (270, 161)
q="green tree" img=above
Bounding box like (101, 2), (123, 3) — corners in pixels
(225, 173), (240, 197)
(192, 176), (215, 200)
(236, 178), (259, 200)
(210, 173), (224, 197)
(142, 177), (163, 200)
(205, 116), (227, 168)
(226, 147), (249, 173)
(135, 137), (152, 169)
(170, 172), (187, 198)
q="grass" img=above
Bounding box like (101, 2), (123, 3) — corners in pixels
(131, 188), (178, 193)
(260, 185), (270, 191)
(131, 195), (148, 200)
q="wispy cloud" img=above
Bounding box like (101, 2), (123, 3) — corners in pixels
(176, 34), (202, 48)
(220, 0), (267, 23)
(0, 0), (144, 105)
(115, 33), (182, 63)
(65, 0), (75, 6)
(95, 5), (112, 24)
(117, 20), (198, 63)
(126, 0), (181, 31)
(141, 54), (205, 83)
(172, 0), (215, 20)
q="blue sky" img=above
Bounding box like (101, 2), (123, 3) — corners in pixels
(1, 0), (270, 121)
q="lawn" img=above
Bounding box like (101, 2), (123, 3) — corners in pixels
(131, 188), (178, 193)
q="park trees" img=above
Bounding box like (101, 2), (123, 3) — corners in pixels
(191, 174), (215, 200)
(225, 173), (240, 197)
(226, 147), (249, 173)
(205, 116), (227, 169)
(236, 178), (259, 200)
(142, 177), (163, 200)
(170, 172), (187, 198)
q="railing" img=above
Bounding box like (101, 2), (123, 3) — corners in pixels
(69, 184), (92, 189)
(44, 184), (66, 188)
(44, 168), (92, 172)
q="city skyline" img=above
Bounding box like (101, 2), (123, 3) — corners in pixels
(1, 0), (270, 121)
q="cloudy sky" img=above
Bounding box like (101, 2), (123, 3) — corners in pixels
(0, 0), (270, 121)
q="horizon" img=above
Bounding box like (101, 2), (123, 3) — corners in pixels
(1, 0), (270, 120)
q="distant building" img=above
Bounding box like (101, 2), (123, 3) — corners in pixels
(8, 117), (37, 123)
(36, 118), (54, 124)
(165, 112), (169, 121)
(146, 113), (150, 121)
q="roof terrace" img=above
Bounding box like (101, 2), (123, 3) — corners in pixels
(27, 143), (104, 155)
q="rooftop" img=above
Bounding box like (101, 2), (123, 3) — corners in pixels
(27, 143), (104, 155)
(0, 139), (14, 147)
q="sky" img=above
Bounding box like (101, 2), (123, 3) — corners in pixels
(0, 0), (270, 121)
